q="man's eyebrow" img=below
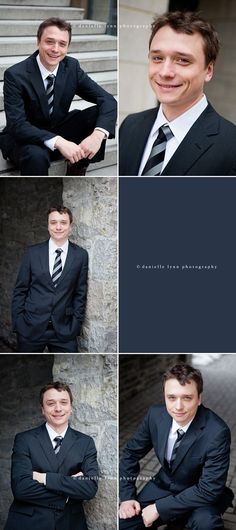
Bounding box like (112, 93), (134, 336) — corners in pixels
(149, 49), (195, 58)
(167, 393), (194, 397)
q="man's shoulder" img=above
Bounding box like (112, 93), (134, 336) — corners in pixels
(14, 423), (44, 441)
(122, 107), (158, 126)
(201, 405), (230, 434)
(5, 52), (37, 77)
(204, 102), (236, 134)
(24, 240), (48, 253)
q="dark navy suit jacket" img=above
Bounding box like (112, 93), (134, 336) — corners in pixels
(1, 50), (116, 155)
(4, 423), (98, 530)
(119, 104), (236, 176)
(120, 404), (233, 523)
(12, 239), (88, 341)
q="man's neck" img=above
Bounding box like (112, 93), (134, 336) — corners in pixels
(162, 93), (204, 122)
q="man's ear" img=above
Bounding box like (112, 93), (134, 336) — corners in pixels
(198, 393), (202, 406)
(205, 62), (214, 83)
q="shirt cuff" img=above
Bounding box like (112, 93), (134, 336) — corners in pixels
(43, 473), (47, 486)
(44, 136), (60, 151)
(94, 127), (109, 139)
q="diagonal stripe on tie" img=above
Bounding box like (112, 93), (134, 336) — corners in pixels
(169, 428), (185, 468)
(52, 248), (62, 287)
(46, 74), (55, 116)
(142, 124), (173, 176)
(54, 436), (63, 455)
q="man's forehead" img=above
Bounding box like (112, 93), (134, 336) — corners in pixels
(43, 388), (70, 400)
(164, 378), (197, 391)
(48, 212), (70, 220)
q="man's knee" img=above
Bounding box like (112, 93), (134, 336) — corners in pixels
(17, 143), (50, 175)
(187, 507), (223, 530)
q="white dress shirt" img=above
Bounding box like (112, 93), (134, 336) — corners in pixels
(46, 422), (68, 449)
(138, 95), (208, 175)
(166, 417), (194, 464)
(49, 238), (69, 276)
(36, 54), (109, 151)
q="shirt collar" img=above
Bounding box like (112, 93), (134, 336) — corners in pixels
(36, 53), (59, 81)
(171, 416), (194, 435)
(152, 95), (208, 142)
(46, 422), (68, 443)
(49, 237), (69, 254)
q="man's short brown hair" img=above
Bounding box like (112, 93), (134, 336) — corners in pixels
(47, 206), (73, 224)
(162, 363), (203, 395)
(149, 11), (220, 66)
(37, 17), (72, 44)
(40, 381), (73, 406)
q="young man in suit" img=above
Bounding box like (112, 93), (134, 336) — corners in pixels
(119, 363), (234, 529)
(4, 381), (98, 530)
(119, 11), (236, 176)
(12, 205), (88, 353)
(0, 17), (117, 175)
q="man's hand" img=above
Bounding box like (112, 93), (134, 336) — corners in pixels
(55, 137), (85, 164)
(78, 129), (105, 159)
(119, 500), (141, 519)
(142, 504), (159, 527)
(33, 471), (46, 484)
(71, 471), (84, 477)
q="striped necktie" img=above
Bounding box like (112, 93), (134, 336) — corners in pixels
(46, 74), (55, 116)
(142, 124), (173, 175)
(169, 428), (185, 468)
(54, 436), (63, 455)
(52, 248), (62, 287)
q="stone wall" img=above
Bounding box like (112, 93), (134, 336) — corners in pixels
(0, 177), (63, 350)
(53, 354), (118, 530)
(63, 177), (117, 353)
(0, 354), (54, 529)
(120, 353), (186, 403)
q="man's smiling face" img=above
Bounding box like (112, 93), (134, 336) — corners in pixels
(37, 25), (69, 71)
(148, 25), (213, 120)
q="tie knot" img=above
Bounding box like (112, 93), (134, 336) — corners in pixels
(56, 248), (62, 256)
(47, 73), (55, 82)
(177, 428), (185, 439)
(161, 124), (173, 141)
(54, 435), (63, 445)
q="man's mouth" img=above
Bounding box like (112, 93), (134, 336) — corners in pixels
(157, 82), (182, 89)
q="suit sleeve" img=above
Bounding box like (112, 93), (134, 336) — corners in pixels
(11, 248), (31, 331)
(11, 433), (66, 509)
(4, 69), (55, 145)
(156, 426), (231, 522)
(76, 64), (117, 138)
(119, 409), (153, 501)
(45, 437), (98, 500)
(70, 249), (88, 337)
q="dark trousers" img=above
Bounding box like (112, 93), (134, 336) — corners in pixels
(119, 481), (233, 530)
(9, 106), (106, 175)
(16, 328), (78, 353)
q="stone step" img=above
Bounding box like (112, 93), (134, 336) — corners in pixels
(0, 139), (117, 176)
(0, 34), (117, 56)
(0, 70), (117, 111)
(0, 50), (117, 80)
(0, 19), (107, 37)
(0, 0), (71, 5)
(0, 5), (84, 20)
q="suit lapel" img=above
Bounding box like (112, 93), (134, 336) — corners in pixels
(162, 104), (220, 175)
(56, 426), (78, 469)
(157, 409), (172, 466)
(134, 108), (158, 174)
(55, 241), (76, 287)
(26, 52), (49, 121)
(35, 424), (59, 472)
(50, 59), (68, 126)
(171, 405), (206, 473)
(38, 240), (55, 287)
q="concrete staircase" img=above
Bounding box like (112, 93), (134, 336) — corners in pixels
(0, 0), (117, 176)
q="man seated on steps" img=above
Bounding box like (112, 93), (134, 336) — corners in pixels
(0, 17), (117, 176)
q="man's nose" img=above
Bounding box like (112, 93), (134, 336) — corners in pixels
(175, 399), (183, 410)
(159, 59), (175, 77)
(55, 402), (62, 411)
(52, 42), (59, 52)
